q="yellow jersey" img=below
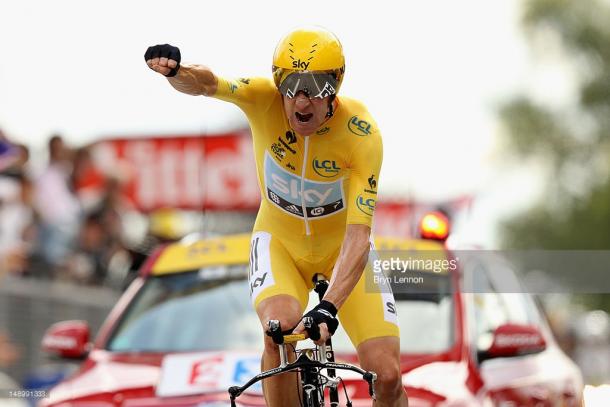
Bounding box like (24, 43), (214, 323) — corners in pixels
(213, 76), (382, 241)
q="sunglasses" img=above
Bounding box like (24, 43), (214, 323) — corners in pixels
(278, 72), (338, 99)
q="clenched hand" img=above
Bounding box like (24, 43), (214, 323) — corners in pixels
(144, 44), (181, 77)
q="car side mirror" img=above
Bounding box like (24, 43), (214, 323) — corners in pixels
(478, 323), (546, 363)
(42, 320), (91, 360)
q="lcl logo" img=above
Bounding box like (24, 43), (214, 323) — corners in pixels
(356, 195), (376, 216)
(313, 158), (340, 177)
(348, 116), (372, 136)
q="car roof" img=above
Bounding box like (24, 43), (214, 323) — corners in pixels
(146, 234), (447, 276)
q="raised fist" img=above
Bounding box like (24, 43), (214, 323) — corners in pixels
(144, 44), (181, 77)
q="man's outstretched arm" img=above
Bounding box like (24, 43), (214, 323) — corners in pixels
(145, 44), (218, 96)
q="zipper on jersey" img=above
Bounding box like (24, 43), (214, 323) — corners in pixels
(300, 136), (310, 235)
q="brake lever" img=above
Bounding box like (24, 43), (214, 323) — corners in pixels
(363, 371), (377, 399)
(267, 319), (284, 344)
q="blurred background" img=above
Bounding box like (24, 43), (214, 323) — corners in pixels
(1, 0), (609, 404)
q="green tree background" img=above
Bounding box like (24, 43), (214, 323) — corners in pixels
(499, 0), (610, 311)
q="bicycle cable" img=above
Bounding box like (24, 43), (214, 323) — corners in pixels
(339, 377), (352, 407)
(289, 342), (304, 407)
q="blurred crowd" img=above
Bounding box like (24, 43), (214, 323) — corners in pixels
(0, 130), (140, 286)
(0, 130), (231, 289)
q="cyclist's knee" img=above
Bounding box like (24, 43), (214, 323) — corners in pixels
(263, 334), (281, 355)
(260, 313), (301, 330)
(373, 362), (403, 398)
(262, 315), (301, 355)
(259, 312), (302, 335)
(257, 295), (302, 327)
(257, 295), (302, 354)
(357, 336), (403, 396)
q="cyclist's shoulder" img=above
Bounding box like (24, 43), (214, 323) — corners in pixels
(337, 95), (367, 110)
(335, 96), (381, 141)
(336, 96), (375, 117)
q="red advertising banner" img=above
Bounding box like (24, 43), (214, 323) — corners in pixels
(89, 131), (260, 211)
(84, 131), (471, 238)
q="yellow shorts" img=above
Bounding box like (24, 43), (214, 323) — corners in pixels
(248, 231), (399, 347)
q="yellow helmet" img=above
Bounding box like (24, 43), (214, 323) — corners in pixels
(272, 26), (345, 94)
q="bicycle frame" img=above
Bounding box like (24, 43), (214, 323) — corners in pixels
(228, 275), (377, 406)
(313, 276), (339, 406)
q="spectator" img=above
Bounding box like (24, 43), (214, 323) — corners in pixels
(32, 135), (81, 275)
(63, 212), (108, 284)
(0, 175), (37, 277)
(0, 130), (19, 172)
(70, 147), (107, 212)
(0, 134), (37, 277)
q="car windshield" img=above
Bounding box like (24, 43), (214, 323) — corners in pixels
(107, 267), (454, 354)
(107, 266), (262, 352)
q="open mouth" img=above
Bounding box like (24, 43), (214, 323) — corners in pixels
(295, 112), (313, 123)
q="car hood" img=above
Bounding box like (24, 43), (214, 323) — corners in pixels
(44, 350), (473, 407)
(43, 352), (163, 405)
(330, 358), (479, 406)
(402, 360), (482, 405)
(43, 350), (265, 406)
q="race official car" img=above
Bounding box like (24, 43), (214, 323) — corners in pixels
(39, 214), (583, 406)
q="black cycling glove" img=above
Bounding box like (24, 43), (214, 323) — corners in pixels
(144, 44), (181, 77)
(302, 300), (339, 341)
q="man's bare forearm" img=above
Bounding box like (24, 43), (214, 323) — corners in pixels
(168, 64), (218, 96)
(324, 224), (371, 309)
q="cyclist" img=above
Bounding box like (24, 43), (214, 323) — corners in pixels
(145, 26), (408, 407)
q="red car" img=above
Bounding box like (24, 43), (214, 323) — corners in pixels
(40, 215), (583, 406)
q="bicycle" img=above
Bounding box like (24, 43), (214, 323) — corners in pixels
(228, 276), (377, 406)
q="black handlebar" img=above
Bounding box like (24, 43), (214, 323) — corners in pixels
(228, 353), (376, 404)
(228, 386), (240, 407)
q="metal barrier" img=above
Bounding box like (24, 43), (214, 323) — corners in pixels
(0, 276), (120, 384)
